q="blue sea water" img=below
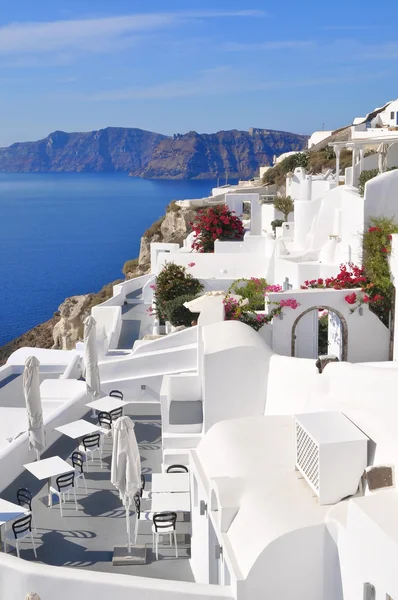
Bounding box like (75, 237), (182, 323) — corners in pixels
(0, 172), (219, 346)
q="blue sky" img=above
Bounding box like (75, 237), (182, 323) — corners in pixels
(0, 0), (397, 146)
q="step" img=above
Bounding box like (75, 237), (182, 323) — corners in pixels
(162, 432), (202, 450)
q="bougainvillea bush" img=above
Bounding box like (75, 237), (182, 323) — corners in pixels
(190, 205), (245, 253)
(223, 290), (300, 332)
(228, 277), (268, 311)
(153, 263), (203, 322)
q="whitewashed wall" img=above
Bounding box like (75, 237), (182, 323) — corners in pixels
(0, 552), (233, 600)
(268, 288), (389, 362)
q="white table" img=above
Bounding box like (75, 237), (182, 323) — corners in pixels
(55, 419), (103, 440)
(85, 396), (128, 413)
(0, 499), (29, 551)
(150, 492), (191, 513)
(24, 456), (74, 507)
(152, 473), (190, 494)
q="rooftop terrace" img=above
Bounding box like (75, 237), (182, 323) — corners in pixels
(1, 414), (193, 582)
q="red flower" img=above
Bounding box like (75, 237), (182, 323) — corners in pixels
(381, 247), (389, 253)
(345, 292), (357, 305)
(388, 234), (393, 240)
(363, 294), (370, 303)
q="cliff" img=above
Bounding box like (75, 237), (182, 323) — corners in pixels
(0, 128), (166, 173)
(0, 127), (308, 179)
(134, 129), (308, 180)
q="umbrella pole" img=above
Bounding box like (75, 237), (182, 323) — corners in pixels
(126, 505), (131, 552)
(35, 449), (40, 461)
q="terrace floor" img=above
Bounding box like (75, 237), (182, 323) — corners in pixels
(2, 415), (194, 582)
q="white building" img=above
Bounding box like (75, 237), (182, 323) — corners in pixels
(3, 100), (398, 600)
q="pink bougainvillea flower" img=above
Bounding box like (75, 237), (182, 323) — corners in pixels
(344, 292), (357, 305)
(280, 298), (300, 309)
(188, 262), (196, 267)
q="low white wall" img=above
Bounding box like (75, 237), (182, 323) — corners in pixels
(112, 274), (153, 301)
(91, 305), (122, 351)
(157, 252), (269, 280)
(0, 552), (233, 600)
(268, 288), (389, 362)
(0, 381), (88, 493)
(364, 169), (398, 224)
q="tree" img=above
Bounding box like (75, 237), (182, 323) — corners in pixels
(273, 195), (294, 221)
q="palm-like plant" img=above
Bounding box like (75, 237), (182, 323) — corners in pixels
(273, 195), (294, 221)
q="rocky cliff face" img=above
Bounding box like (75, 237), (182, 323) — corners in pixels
(134, 129), (308, 179)
(52, 294), (93, 351)
(138, 203), (198, 271)
(0, 128), (166, 173)
(0, 127), (308, 178)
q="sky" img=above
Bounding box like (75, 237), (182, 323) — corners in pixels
(0, 0), (397, 146)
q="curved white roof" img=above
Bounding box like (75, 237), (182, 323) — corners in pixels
(195, 416), (328, 578)
(203, 320), (274, 357)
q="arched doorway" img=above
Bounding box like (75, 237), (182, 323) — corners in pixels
(291, 305), (348, 361)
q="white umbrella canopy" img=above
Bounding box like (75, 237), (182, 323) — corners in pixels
(111, 416), (141, 550)
(183, 291), (249, 313)
(23, 356), (46, 458)
(83, 316), (101, 400)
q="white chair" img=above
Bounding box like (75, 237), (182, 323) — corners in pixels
(152, 512), (178, 560)
(79, 433), (103, 470)
(4, 514), (37, 558)
(133, 492), (153, 543)
(71, 451), (87, 494)
(49, 472), (78, 517)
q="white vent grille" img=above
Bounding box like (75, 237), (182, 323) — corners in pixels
(296, 421), (319, 492)
(294, 412), (368, 505)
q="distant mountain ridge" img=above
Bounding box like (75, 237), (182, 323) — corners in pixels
(0, 126), (308, 179)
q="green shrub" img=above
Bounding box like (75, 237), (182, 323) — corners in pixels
(164, 294), (200, 327)
(154, 262), (204, 321)
(228, 277), (267, 311)
(271, 219), (284, 232)
(362, 216), (398, 325)
(358, 169), (379, 197)
(122, 258), (139, 276)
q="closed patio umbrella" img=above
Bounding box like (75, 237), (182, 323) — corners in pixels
(183, 291), (248, 312)
(111, 416), (141, 551)
(23, 356), (45, 460)
(83, 316), (101, 408)
(377, 142), (389, 174)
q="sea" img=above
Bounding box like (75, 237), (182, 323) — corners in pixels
(0, 172), (221, 347)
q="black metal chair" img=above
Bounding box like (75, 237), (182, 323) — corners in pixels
(109, 390), (123, 400)
(152, 512), (178, 560)
(98, 410), (113, 431)
(49, 472), (77, 517)
(166, 464), (189, 473)
(16, 487), (36, 532)
(4, 514), (37, 558)
(71, 451), (87, 493)
(109, 407), (123, 422)
(79, 433), (103, 470)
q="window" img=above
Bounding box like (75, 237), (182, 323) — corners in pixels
(391, 111), (395, 120)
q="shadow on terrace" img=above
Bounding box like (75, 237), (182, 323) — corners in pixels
(1, 415), (193, 581)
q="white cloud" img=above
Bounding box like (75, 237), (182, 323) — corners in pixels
(224, 40), (314, 51)
(0, 11), (267, 55)
(90, 66), (388, 102)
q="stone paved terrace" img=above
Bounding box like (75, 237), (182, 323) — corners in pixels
(1, 415), (193, 582)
